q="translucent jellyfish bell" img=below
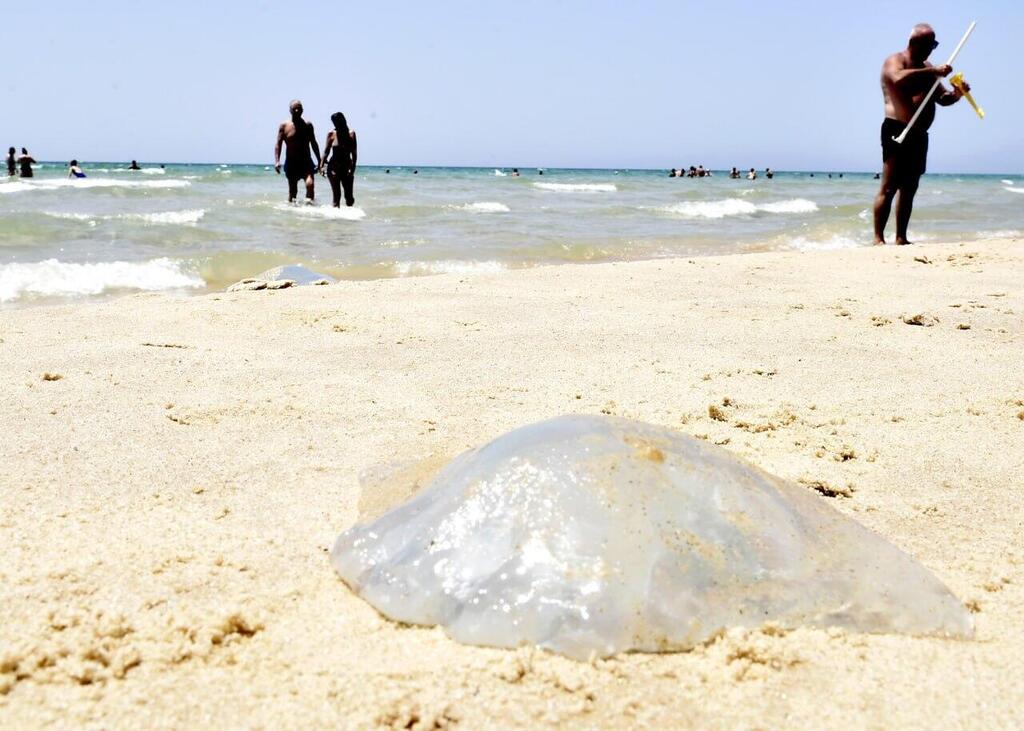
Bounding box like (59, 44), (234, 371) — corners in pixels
(332, 415), (972, 659)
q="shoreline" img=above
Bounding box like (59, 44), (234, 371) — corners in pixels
(3, 232), (1021, 311)
(2, 239), (1022, 727)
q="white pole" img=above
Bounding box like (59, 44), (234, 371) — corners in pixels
(893, 21), (977, 144)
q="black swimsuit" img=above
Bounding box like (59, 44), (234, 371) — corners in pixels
(284, 122), (315, 181)
(881, 118), (929, 180)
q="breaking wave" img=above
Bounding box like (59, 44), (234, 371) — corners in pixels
(0, 257), (205, 302)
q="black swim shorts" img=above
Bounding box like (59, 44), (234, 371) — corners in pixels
(881, 118), (928, 179)
(284, 157), (314, 181)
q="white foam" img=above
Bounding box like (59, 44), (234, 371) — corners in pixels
(393, 260), (507, 276)
(41, 209), (206, 225)
(660, 199), (756, 218)
(494, 169), (507, 177)
(758, 199), (819, 214)
(787, 236), (862, 252)
(125, 209), (206, 225)
(17, 178), (192, 191)
(0, 257), (204, 302)
(452, 202), (510, 213)
(975, 229), (1021, 239)
(141, 167), (166, 175)
(534, 182), (617, 193)
(41, 211), (95, 221)
(0, 182), (36, 194)
(275, 203), (367, 220)
(1001, 179), (1014, 185)
(658, 198), (818, 219)
(1003, 186), (1024, 195)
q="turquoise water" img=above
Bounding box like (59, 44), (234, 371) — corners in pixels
(1, 163), (1021, 304)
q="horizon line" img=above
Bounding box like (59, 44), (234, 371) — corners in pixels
(20, 162), (1023, 176)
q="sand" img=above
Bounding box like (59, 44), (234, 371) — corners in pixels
(1, 239), (1022, 729)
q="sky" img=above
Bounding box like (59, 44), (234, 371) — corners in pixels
(2, 1), (1019, 172)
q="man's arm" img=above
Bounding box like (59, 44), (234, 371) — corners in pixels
(885, 56), (951, 87)
(308, 123), (321, 168)
(274, 123), (285, 174)
(937, 81), (967, 106)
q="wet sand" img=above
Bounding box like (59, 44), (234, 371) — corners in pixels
(2, 239), (1022, 728)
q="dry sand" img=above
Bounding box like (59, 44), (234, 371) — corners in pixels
(1, 239), (1022, 729)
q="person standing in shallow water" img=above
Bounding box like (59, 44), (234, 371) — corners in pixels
(873, 23), (966, 245)
(319, 112), (357, 207)
(6, 147), (16, 176)
(274, 99), (321, 203)
(18, 148), (36, 178)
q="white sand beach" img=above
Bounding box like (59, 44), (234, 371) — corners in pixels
(2, 239), (1023, 728)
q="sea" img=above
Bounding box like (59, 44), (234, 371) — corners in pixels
(1, 163), (1022, 305)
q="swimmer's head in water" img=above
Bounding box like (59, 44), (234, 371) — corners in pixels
(908, 23), (938, 62)
(289, 99), (304, 116)
(331, 112), (348, 131)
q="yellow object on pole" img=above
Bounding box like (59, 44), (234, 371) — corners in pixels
(950, 72), (984, 119)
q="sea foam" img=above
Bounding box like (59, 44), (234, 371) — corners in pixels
(42, 209), (206, 225)
(534, 183), (617, 193)
(452, 202), (510, 213)
(1004, 186), (1024, 195)
(0, 257), (204, 302)
(275, 204), (367, 220)
(659, 198), (818, 219)
(1, 178), (191, 192)
(786, 235), (861, 252)
(0, 182), (37, 194)
(393, 259), (507, 276)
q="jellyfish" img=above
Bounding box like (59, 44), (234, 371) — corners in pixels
(332, 415), (972, 659)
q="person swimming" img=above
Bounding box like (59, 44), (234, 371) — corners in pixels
(129, 160), (141, 171)
(18, 148), (36, 178)
(68, 160), (86, 178)
(319, 111), (358, 208)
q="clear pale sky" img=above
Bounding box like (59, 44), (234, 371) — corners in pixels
(2, 1), (1018, 172)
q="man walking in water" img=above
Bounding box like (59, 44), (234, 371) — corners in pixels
(873, 23), (967, 245)
(274, 100), (321, 203)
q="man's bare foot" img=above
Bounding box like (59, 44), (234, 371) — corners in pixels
(873, 238), (886, 246)
(895, 238), (914, 246)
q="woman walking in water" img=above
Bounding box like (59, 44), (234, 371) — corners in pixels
(18, 148), (36, 178)
(319, 112), (357, 207)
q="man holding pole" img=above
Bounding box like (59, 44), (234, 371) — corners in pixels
(873, 23), (969, 245)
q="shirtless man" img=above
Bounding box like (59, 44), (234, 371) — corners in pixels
(274, 100), (321, 203)
(873, 24), (966, 245)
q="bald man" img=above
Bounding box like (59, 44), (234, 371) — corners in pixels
(274, 99), (321, 203)
(873, 24), (967, 245)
